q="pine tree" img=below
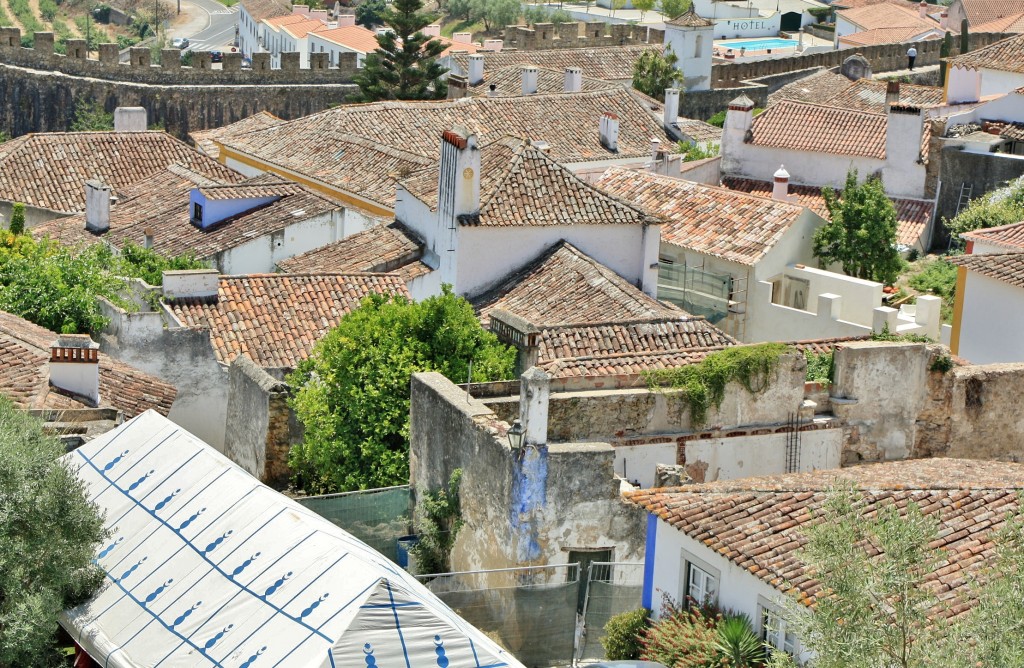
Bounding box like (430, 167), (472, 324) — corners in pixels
(352, 0), (448, 102)
(8, 203), (26, 235)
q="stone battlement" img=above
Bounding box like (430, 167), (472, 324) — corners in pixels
(0, 28), (370, 85)
(503, 21), (664, 50)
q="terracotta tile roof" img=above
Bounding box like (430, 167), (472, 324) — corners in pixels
(0, 132), (240, 214)
(961, 220), (1024, 250)
(674, 119), (723, 143)
(277, 221), (424, 274)
(627, 458), (1024, 617)
(167, 273), (411, 369)
(34, 173), (342, 260)
(263, 13), (309, 28)
(949, 250), (1024, 287)
(400, 137), (659, 228)
(597, 168), (806, 266)
(189, 111), (284, 160)
(831, 0), (916, 10)
(998, 121), (1024, 139)
(281, 18), (328, 38)
(310, 24), (381, 52)
(468, 65), (619, 97)
(973, 10), (1024, 31)
(0, 311), (176, 416)
(239, 0), (290, 20)
(435, 36), (482, 56)
(768, 70), (854, 106)
(448, 45), (657, 82)
(822, 78), (945, 112)
(721, 177), (934, 248)
(839, 26), (940, 45)
(948, 33), (1024, 72)
(837, 2), (939, 31)
(667, 8), (715, 26)
(959, 0), (1024, 26)
(473, 241), (683, 326)
(748, 100), (888, 159)
(788, 335), (871, 355)
(221, 90), (673, 210)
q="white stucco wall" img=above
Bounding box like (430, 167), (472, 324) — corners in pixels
(980, 68), (1024, 100)
(958, 271), (1024, 364)
(723, 144), (882, 196)
(834, 13), (858, 40)
(686, 429), (842, 481)
(223, 155), (266, 178)
(219, 210), (343, 274)
(307, 33), (367, 67)
(715, 14), (783, 38)
(663, 24), (714, 91)
(457, 224), (652, 299)
(613, 443), (678, 488)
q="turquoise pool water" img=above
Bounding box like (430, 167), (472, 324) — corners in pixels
(719, 38), (799, 51)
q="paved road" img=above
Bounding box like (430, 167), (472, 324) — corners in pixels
(171, 0), (238, 51)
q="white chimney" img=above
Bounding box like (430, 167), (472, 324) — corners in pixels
(564, 66), (582, 93)
(772, 165), (790, 201)
(519, 366), (550, 448)
(940, 11), (948, 29)
(85, 180), (112, 233)
(337, 12), (355, 26)
(114, 107), (147, 133)
(918, 1), (928, 18)
(143, 227), (154, 249)
(885, 80), (900, 109)
(483, 38), (503, 51)
(664, 87), (680, 130)
(49, 334), (101, 406)
(162, 269), (220, 300)
(423, 23), (441, 37)
(438, 127), (481, 221)
(651, 138), (663, 162)
(599, 112), (620, 152)
(521, 65), (538, 95)
(468, 53), (485, 86)
(453, 31), (472, 44)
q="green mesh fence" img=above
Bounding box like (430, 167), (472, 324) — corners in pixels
(578, 580), (644, 660)
(297, 485), (412, 560)
(420, 566), (579, 667)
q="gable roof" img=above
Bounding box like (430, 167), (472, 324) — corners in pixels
(62, 411), (523, 668)
(281, 17), (328, 38)
(948, 250), (1024, 287)
(239, 0), (290, 20)
(276, 221), (429, 279)
(400, 137), (659, 227)
(0, 311), (176, 416)
(473, 241), (682, 326)
(626, 458), (1024, 618)
(769, 70), (855, 106)
(167, 273), (410, 369)
(447, 45), (657, 82)
(973, 10), (1024, 31)
(948, 32), (1024, 72)
(721, 176), (934, 248)
(0, 131), (240, 214)
(838, 25), (942, 45)
(667, 7), (715, 26)
(34, 174), (341, 260)
(597, 168), (808, 265)
(959, 0), (1024, 25)
(308, 23), (381, 52)
(189, 111), (284, 159)
(822, 78), (945, 112)
(961, 220), (1024, 249)
(468, 65), (619, 97)
(837, 2), (939, 31)
(748, 100), (889, 159)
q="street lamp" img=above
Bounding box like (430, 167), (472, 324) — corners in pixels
(507, 419), (524, 453)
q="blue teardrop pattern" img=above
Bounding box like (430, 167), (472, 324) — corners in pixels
(231, 552), (262, 577)
(434, 635), (449, 668)
(179, 507), (206, 531)
(154, 488), (182, 512)
(263, 571), (293, 598)
(363, 643), (377, 668)
(127, 469), (156, 492)
(202, 530), (234, 555)
(170, 601), (203, 629)
(239, 646), (267, 668)
(299, 593), (330, 618)
(203, 624), (234, 651)
(96, 536), (124, 561)
(103, 450), (130, 472)
(144, 578), (175, 605)
(118, 557), (148, 583)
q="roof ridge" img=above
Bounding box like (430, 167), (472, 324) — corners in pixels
(609, 166), (806, 212)
(219, 271), (406, 279)
(767, 98), (887, 119)
(539, 315), (707, 330)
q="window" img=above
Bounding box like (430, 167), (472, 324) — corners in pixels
(761, 601), (798, 656)
(687, 563), (716, 604)
(192, 202), (203, 223)
(694, 34), (703, 58)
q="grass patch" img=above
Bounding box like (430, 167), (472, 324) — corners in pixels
(216, 0), (238, 7)
(906, 255), (958, 323)
(440, 16), (483, 37)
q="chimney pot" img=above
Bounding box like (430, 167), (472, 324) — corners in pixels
(772, 164), (790, 201)
(886, 80), (901, 109)
(918, 0), (928, 17)
(84, 180), (112, 233)
(468, 53), (485, 86)
(599, 112), (620, 152)
(113, 106), (148, 133)
(49, 334), (101, 405)
(564, 66), (582, 93)
(651, 138), (663, 161)
(521, 65), (538, 95)
(143, 227), (154, 249)
(940, 11), (948, 29)
(664, 87), (681, 130)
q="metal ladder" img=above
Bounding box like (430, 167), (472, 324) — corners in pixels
(955, 182), (974, 216)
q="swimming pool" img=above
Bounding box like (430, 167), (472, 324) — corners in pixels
(719, 38), (799, 51)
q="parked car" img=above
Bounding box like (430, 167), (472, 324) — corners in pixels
(210, 51), (223, 63)
(171, 37), (189, 49)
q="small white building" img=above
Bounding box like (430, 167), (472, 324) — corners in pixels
(306, 17), (378, 67)
(662, 9), (715, 91)
(835, 1), (945, 47)
(627, 458), (1024, 662)
(946, 33), (1024, 103)
(237, 0), (290, 60)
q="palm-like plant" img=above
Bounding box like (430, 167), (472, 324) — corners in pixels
(713, 614), (767, 668)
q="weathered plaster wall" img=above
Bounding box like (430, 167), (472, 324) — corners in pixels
(223, 355), (302, 487)
(409, 372), (646, 574)
(934, 145), (1024, 249)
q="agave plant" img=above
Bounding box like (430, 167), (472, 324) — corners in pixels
(713, 614), (767, 668)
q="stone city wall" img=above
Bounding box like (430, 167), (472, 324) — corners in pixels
(503, 21), (664, 50)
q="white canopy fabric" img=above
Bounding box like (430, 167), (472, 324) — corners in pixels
(60, 410), (522, 668)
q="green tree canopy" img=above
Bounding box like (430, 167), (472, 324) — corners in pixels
(355, 0), (387, 27)
(0, 398), (107, 667)
(70, 98), (114, 132)
(8, 203), (25, 235)
(472, 0), (521, 31)
(633, 0), (656, 22)
(657, 0), (691, 19)
(812, 169), (904, 284)
(288, 287), (515, 494)
(632, 47), (684, 100)
(945, 176), (1024, 243)
(352, 0), (448, 101)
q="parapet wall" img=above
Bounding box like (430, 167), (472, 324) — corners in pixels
(503, 21), (663, 50)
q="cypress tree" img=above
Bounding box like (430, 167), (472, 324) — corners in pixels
(352, 0), (448, 102)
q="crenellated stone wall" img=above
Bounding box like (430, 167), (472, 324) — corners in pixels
(503, 21), (664, 50)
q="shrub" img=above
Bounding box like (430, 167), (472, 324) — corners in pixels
(603, 608), (650, 660)
(713, 614), (765, 667)
(929, 354), (953, 373)
(8, 203), (25, 235)
(641, 600), (721, 668)
(804, 350), (833, 384)
(409, 469), (464, 575)
(675, 142), (719, 162)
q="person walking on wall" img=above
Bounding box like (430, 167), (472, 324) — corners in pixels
(907, 45), (917, 70)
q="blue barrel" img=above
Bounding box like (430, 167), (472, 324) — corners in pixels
(396, 535), (419, 569)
